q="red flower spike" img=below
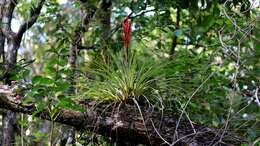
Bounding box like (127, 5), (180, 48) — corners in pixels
(123, 17), (131, 49)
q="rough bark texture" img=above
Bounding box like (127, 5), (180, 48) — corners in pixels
(0, 1), (4, 62)
(2, 110), (16, 146)
(1, 1), (17, 145)
(1, 0), (45, 71)
(0, 0), (45, 145)
(0, 85), (246, 146)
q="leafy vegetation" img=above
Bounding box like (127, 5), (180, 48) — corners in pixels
(0, 0), (259, 145)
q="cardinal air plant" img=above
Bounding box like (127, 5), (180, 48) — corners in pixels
(85, 54), (162, 103)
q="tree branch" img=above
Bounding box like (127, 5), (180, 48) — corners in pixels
(0, 85), (246, 146)
(17, 0), (45, 39)
(78, 44), (97, 50)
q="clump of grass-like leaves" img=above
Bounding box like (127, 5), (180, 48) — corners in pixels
(86, 54), (162, 103)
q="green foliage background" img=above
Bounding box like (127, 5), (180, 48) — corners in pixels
(3, 0), (259, 145)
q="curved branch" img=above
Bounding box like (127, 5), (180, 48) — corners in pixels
(0, 85), (247, 146)
(17, 0), (45, 39)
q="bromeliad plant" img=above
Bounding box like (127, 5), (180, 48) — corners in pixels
(85, 54), (162, 103)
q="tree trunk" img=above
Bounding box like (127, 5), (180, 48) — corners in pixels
(1, 1), (17, 145)
(0, 0), (45, 145)
(2, 110), (16, 146)
(170, 8), (180, 56)
(99, 0), (111, 63)
(0, 0), (6, 82)
(2, 37), (19, 146)
(0, 32), (5, 62)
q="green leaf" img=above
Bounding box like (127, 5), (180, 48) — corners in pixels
(55, 79), (70, 92)
(22, 69), (30, 78)
(32, 76), (54, 85)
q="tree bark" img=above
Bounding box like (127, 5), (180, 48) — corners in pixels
(2, 40), (19, 146)
(1, 1), (18, 145)
(2, 110), (15, 146)
(170, 8), (180, 56)
(0, 0), (6, 76)
(0, 0), (45, 145)
(99, 0), (111, 63)
(0, 86), (246, 146)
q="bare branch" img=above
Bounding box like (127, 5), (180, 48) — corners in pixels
(17, 0), (45, 39)
(78, 44), (97, 50)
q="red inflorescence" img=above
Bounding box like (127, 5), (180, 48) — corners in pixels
(123, 17), (131, 49)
